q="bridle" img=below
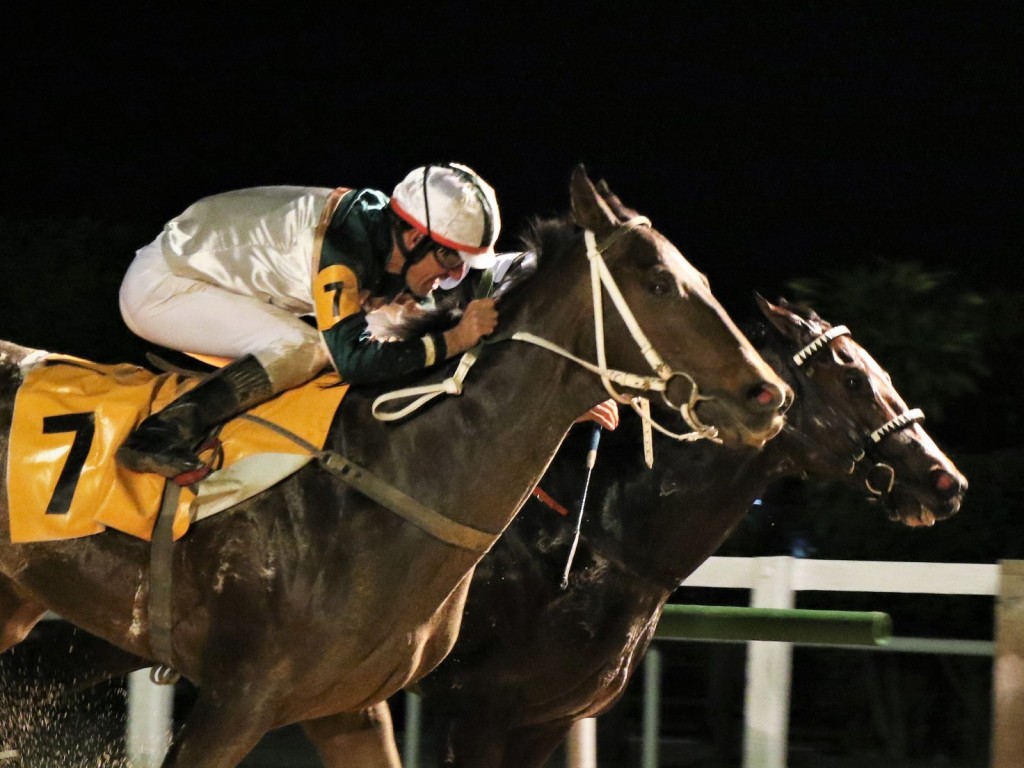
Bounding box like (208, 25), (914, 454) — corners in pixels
(790, 324), (925, 497)
(372, 217), (722, 446)
(508, 217), (721, 443)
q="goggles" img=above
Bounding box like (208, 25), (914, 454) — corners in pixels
(432, 245), (464, 271)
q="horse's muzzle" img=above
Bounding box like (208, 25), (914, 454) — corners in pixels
(886, 466), (967, 526)
(690, 379), (792, 448)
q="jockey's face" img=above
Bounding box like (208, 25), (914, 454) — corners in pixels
(405, 245), (468, 297)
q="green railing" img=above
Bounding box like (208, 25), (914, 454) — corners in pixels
(654, 603), (892, 646)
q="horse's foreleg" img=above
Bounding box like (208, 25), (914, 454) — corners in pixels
(160, 685), (273, 768)
(63, 629), (151, 692)
(500, 720), (574, 768)
(440, 708), (511, 767)
(301, 702), (402, 768)
(0, 576), (46, 652)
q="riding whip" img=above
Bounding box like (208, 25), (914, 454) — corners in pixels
(561, 423), (602, 589)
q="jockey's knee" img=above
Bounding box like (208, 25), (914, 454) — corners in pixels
(255, 340), (330, 392)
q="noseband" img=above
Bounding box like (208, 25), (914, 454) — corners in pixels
(791, 326), (926, 497)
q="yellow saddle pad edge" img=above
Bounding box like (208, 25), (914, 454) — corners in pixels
(8, 355), (347, 543)
(156, 373), (348, 537)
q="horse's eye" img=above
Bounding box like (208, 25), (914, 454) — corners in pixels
(843, 370), (865, 390)
(649, 273), (673, 297)
(748, 324), (768, 343)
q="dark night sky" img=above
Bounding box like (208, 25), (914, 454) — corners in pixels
(2, 3), (1021, 310)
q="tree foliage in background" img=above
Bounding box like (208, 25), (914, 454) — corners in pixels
(785, 256), (1024, 453)
(785, 258), (989, 422)
(730, 258), (1024, 572)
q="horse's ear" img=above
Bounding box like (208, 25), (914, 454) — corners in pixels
(595, 178), (641, 222)
(570, 165), (619, 235)
(755, 293), (815, 342)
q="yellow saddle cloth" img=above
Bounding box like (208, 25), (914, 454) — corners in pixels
(7, 355), (348, 543)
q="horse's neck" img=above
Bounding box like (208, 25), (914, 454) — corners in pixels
(576, 434), (795, 589)
(336, 341), (605, 538)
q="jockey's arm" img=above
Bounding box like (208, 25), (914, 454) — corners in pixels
(320, 313), (449, 387)
(316, 252), (451, 387)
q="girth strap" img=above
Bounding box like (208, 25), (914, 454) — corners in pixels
(237, 412), (498, 553)
(318, 452), (497, 553)
(141, 385), (496, 671)
(148, 479), (181, 667)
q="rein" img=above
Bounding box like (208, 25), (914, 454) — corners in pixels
(791, 325), (926, 497)
(231, 412), (499, 552)
(372, 217), (721, 449)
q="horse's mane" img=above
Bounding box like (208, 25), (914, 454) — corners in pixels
(485, 215), (577, 307)
(519, 215), (578, 275)
(375, 294), (464, 341)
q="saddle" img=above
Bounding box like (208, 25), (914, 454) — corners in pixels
(7, 354), (347, 543)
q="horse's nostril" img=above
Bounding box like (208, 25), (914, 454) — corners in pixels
(748, 382), (788, 413)
(931, 469), (962, 498)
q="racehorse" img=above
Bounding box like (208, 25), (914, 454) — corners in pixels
(403, 295), (967, 767)
(14, 295), (968, 768)
(265, 289), (967, 767)
(0, 167), (790, 767)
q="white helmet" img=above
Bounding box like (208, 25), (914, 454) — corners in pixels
(390, 163), (501, 269)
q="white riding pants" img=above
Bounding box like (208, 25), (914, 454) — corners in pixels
(119, 241), (329, 390)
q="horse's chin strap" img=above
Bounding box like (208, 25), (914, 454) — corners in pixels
(371, 217), (722, 459)
(792, 324), (926, 498)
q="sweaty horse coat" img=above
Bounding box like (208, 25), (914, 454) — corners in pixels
(414, 298), (967, 767)
(0, 168), (791, 767)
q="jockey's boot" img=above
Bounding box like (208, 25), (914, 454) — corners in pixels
(116, 354), (274, 479)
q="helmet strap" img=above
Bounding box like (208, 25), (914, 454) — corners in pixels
(399, 255), (415, 291)
(421, 164), (435, 239)
(391, 213), (435, 264)
(390, 214), (436, 298)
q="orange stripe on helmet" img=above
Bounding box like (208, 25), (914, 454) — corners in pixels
(389, 198), (490, 256)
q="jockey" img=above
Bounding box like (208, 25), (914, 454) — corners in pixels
(117, 163), (502, 479)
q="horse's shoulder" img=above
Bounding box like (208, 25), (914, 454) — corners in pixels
(0, 340), (42, 367)
(0, 341), (47, 395)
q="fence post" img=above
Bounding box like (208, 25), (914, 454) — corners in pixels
(126, 670), (173, 768)
(641, 644), (663, 768)
(742, 556), (795, 768)
(566, 718), (597, 768)
(992, 559), (1024, 768)
(403, 691), (422, 768)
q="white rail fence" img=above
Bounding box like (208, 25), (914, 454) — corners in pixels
(558, 555), (1014, 768)
(121, 556), (1020, 767)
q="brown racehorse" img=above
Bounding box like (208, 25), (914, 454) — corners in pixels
(245, 294), (966, 768)
(15, 297), (969, 768)
(404, 296), (967, 767)
(0, 167), (790, 767)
